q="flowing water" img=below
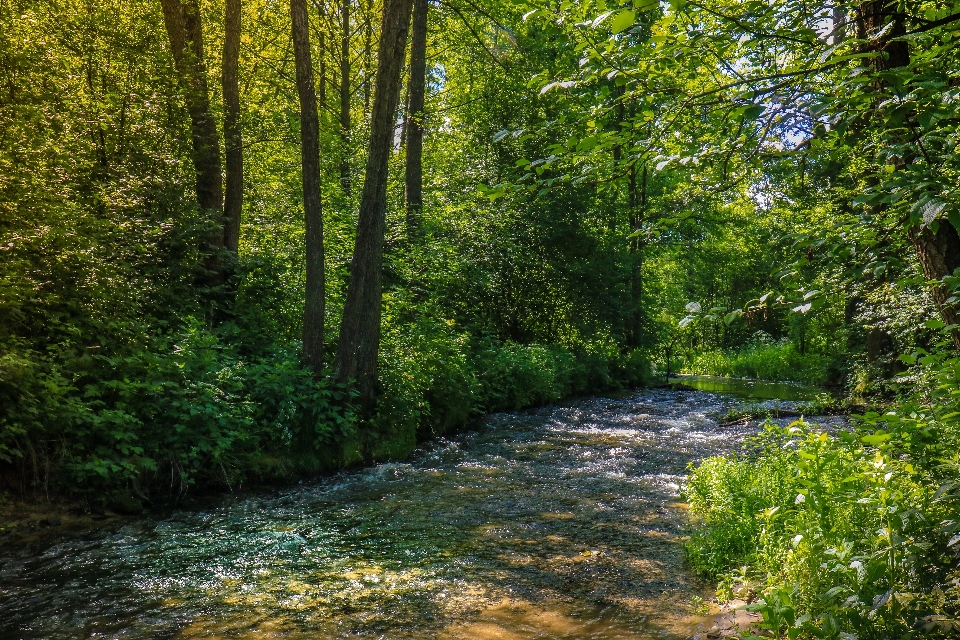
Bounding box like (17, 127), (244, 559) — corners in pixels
(0, 388), (794, 639)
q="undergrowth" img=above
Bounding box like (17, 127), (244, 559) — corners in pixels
(683, 341), (832, 385)
(684, 404), (960, 638)
(0, 313), (650, 507)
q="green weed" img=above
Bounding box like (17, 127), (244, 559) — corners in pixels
(684, 341), (832, 385)
(684, 417), (960, 638)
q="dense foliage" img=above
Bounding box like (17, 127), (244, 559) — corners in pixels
(4, 0), (960, 633)
(0, 0), (657, 505)
(503, 0), (960, 635)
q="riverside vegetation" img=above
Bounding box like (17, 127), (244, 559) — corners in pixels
(4, 0), (960, 637)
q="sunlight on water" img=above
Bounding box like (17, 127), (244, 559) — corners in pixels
(0, 389), (772, 639)
(669, 374), (825, 401)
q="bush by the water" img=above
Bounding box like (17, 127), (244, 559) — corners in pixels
(684, 409), (960, 638)
(0, 312), (650, 504)
(683, 340), (831, 385)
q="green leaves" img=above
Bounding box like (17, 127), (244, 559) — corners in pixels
(861, 432), (892, 446)
(609, 10), (636, 34)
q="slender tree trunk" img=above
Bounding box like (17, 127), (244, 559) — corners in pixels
(222, 0), (243, 255)
(319, 31), (327, 107)
(334, 0), (414, 409)
(291, 0), (326, 372)
(339, 0), (352, 196)
(362, 0), (373, 114)
(159, 0), (224, 234)
(404, 0), (427, 240)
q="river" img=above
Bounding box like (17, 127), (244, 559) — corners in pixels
(0, 386), (819, 639)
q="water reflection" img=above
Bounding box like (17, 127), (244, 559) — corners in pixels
(0, 389), (760, 639)
(669, 374), (826, 402)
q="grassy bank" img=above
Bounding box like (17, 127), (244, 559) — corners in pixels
(681, 342), (833, 386)
(0, 317), (649, 512)
(683, 405), (960, 638)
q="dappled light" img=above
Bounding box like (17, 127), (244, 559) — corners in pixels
(1, 389), (760, 638)
(4, 0), (960, 635)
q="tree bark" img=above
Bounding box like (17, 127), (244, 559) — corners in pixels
(159, 0), (224, 232)
(291, 0), (326, 373)
(362, 0), (373, 114)
(339, 0), (352, 196)
(404, 0), (427, 241)
(910, 225), (960, 351)
(222, 0), (243, 255)
(856, 2), (960, 350)
(319, 31), (327, 107)
(334, 0), (414, 410)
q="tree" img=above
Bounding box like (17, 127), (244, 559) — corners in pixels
(159, 0), (224, 250)
(222, 0), (243, 255)
(339, 0), (352, 196)
(403, 0), (427, 240)
(854, 1), (960, 352)
(334, 0), (414, 409)
(291, 0), (326, 372)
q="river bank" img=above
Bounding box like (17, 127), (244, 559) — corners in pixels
(0, 386), (830, 639)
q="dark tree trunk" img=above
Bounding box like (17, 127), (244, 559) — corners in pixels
(404, 0), (427, 241)
(222, 0), (243, 255)
(630, 164), (647, 349)
(339, 0), (352, 196)
(910, 225), (960, 351)
(291, 0), (326, 373)
(362, 0), (373, 114)
(334, 0), (414, 410)
(159, 0), (224, 233)
(857, 2), (960, 350)
(319, 31), (327, 107)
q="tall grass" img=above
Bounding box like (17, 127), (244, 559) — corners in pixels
(683, 341), (830, 385)
(684, 414), (960, 638)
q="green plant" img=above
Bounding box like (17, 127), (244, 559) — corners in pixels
(683, 341), (832, 385)
(685, 416), (960, 638)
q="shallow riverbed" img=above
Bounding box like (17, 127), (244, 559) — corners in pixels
(1, 388), (794, 639)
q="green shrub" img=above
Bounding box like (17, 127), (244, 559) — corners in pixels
(472, 340), (568, 411)
(368, 316), (651, 461)
(684, 341), (831, 385)
(0, 320), (355, 497)
(684, 418), (960, 638)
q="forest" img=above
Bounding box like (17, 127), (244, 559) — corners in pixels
(3, 0), (960, 636)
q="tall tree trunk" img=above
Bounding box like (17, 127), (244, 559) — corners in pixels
(319, 31), (327, 107)
(291, 0), (326, 372)
(334, 0), (414, 410)
(362, 0), (373, 114)
(630, 164), (647, 349)
(857, 2), (960, 351)
(159, 0), (224, 235)
(339, 0), (352, 196)
(404, 0), (427, 241)
(222, 0), (243, 255)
